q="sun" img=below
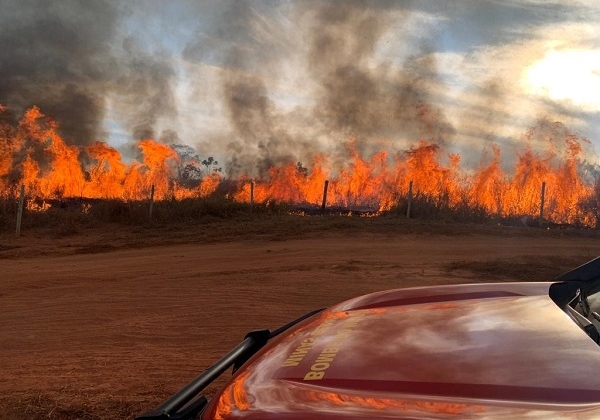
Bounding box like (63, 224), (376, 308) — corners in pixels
(521, 49), (600, 112)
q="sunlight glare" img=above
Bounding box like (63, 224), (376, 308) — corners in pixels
(522, 50), (600, 111)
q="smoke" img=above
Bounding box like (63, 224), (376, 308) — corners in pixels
(0, 0), (177, 146)
(113, 36), (177, 142)
(4, 0), (581, 179)
(184, 1), (315, 176)
(305, 1), (455, 150)
(180, 0), (458, 176)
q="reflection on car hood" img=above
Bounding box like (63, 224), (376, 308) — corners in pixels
(203, 283), (600, 420)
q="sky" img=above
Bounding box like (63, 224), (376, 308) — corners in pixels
(1, 0), (600, 176)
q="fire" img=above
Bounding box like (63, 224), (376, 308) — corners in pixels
(0, 105), (220, 201)
(0, 103), (597, 226)
(465, 132), (591, 224)
(236, 137), (593, 226)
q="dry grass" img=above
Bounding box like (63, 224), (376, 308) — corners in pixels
(2, 206), (600, 260)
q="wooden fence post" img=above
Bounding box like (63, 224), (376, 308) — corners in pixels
(321, 180), (329, 212)
(539, 182), (546, 222)
(406, 180), (413, 219)
(15, 184), (25, 237)
(149, 184), (155, 222)
(250, 181), (255, 213)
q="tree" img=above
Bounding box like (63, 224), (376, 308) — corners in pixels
(171, 144), (203, 187)
(201, 156), (222, 175)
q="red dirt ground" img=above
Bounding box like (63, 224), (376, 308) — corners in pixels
(2, 229), (600, 419)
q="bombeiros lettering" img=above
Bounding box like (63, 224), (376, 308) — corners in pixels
(303, 312), (364, 381)
(282, 337), (316, 367)
(281, 312), (364, 379)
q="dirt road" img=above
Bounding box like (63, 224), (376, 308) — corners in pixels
(2, 232), (599, 419)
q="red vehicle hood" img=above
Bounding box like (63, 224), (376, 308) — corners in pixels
(202, 283), (600, 419)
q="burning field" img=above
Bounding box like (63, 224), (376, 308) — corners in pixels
(2, 1), (600, 229)
(1, 103), (599, 228)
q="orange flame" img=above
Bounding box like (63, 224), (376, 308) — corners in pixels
(0, 105), (220, 201)
(0, 104), (596, 226)
(235, 138), (593, 225)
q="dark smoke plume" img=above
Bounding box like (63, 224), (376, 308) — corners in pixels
(222, 66), (312, 178)
(184, 0), (315, 176)
(0, 0), (177, 146)
(305, 1), (455, 149)
(182, 0), (457, 176)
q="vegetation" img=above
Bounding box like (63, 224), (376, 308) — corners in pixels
(2, 190), (600, 258)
